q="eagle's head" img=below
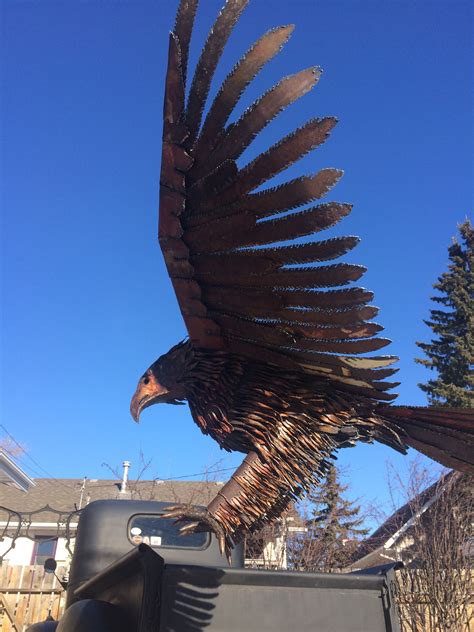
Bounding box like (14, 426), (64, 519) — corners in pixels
(130, 340), (189, 422)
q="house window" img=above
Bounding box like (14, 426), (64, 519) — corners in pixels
(31, 537), (57, 565)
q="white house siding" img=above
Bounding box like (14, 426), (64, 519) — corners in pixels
(0, 536), (35, 565)
(0, 533), (75, 566)
(55, 537), (74, 563)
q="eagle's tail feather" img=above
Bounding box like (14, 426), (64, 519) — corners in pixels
(377, 405), (474, 473)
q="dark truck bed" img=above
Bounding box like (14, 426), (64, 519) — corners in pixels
(71, 543), (400, 632)
(28, 499), (401, 632)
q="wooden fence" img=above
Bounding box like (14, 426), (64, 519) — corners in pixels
(0, 565), (66, 632)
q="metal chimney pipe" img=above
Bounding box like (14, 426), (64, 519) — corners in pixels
(121, 461), (131, 493)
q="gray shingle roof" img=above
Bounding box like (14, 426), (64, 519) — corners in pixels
(0, 476), (304, 529)
(0, 478), (223, 522)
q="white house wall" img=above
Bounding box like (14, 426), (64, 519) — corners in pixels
(55, 537), (74, 563)
(0, 535), (74, 565)
(0, 536), (34, 565)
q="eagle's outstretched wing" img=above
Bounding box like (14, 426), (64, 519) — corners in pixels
(159, 0), (399, 403)
(142, 0), (474, 559)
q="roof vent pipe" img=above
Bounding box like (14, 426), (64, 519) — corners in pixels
(120, 461), (131, 494)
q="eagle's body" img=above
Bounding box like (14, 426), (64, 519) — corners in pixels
(170, 341), (401, 457)
(130, 0), (474, 557)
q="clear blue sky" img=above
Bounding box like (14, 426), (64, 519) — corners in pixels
(2, 0), (472, 517)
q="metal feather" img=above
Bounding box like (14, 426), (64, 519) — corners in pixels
(191, 67), (322, 182)
(185, 202), (352, 252)
(173, 0), (199, 87)
(194, 25), (294, 163)
(185, 0), (250, 146)
(236, 117), (338, 194)
(196, 263), (366, 288)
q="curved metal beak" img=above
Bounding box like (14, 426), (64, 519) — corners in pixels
(130, 375), (169, 422)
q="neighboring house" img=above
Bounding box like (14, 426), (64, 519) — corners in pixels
(0, 472), (223, 567)
(347, 472), (473, 632)
(245, 509), (305, 569)
(0, 467), (238, 631)
(347, 471), (471, 571)
(0, 464), (299, 570)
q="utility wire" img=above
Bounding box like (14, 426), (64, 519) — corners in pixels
(157, 466), (236, 481)
(1, 424), (236, 486)
(85, 466), (237, 488)
(0, 424), (56, 478)
(0, 424), (76, 492)
(0, 445), (48, 479)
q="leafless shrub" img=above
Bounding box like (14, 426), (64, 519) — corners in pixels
(392, 461), (473, 632)
(245, 519), (290, 569)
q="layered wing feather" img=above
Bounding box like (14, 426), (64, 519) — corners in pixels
(159, 0), (398, 399)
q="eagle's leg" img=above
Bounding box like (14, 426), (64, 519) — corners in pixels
(207, 451), (270, 536)
(206, 450), (303, 542)
(164, 451), (286, 562)
(162, 453), (258, 561)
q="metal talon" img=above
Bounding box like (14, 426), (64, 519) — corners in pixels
(179, 521), (201, 534)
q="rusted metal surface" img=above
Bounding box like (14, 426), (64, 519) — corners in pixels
(185, 168), (343, 226)
(131, 0), (474, 559)
(185, 0), (250, 147)
(192, 67), (322, 180)
(193, 25), (295, 164)
(185, 203), (354, 252)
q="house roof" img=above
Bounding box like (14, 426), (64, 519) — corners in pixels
(348, 471), (459, 570)
(0, 476), (303, 530)
(0, 450), (35, 492)
(0, 477), (224, 523)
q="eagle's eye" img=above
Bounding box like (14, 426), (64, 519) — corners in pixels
(143, 376), (150, 385)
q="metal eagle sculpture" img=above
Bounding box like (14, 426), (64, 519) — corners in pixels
(130, 0), (474, 558)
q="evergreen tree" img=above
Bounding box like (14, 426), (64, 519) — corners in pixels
(415, 220), (473, 407)
(290, 466), (369, 572)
